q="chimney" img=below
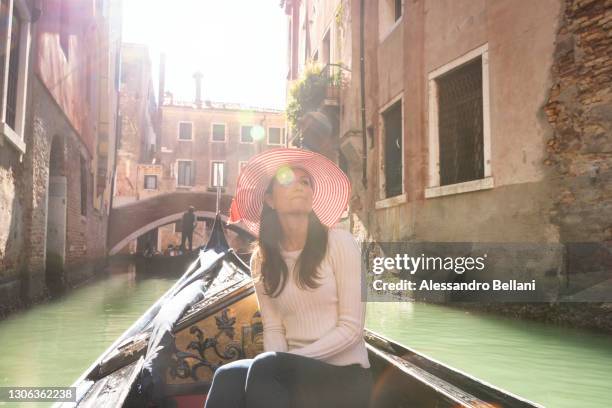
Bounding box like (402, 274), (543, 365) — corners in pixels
(193, 71), (203, 108)
(158, 53), (166, 108)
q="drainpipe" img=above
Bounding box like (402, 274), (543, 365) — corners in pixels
(359, 0), (367, 187)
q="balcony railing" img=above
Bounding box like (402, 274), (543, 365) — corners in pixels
(320, 63), (346, 107)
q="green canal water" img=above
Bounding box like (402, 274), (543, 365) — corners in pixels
(366, 302), (612, 408)
(0, 259), (611, 407)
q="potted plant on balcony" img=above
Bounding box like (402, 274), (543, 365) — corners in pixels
(325, 68), (343, 101)
(287, 65), (327, 136)
(287, 64), (344, 146)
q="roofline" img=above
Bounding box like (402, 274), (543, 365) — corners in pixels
(160, 103), (285, 114)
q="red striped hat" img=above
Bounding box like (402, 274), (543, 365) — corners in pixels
(231, 148), (350, 237)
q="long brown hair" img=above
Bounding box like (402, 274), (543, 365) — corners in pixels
(255, 179), (329, 298)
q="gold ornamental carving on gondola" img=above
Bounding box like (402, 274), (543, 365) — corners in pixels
(168, 294), (263, 384)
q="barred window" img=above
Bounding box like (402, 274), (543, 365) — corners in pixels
(144, 175), (157, 190)
(436, 56), (484, 186)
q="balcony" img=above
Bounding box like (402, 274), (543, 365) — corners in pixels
(320, 64), (343, 108)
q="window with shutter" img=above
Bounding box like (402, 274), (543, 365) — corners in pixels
(177, 161), (194, 186)
(211, 161), (226, 187)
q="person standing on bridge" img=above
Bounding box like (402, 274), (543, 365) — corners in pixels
(180, 206), (197, 252)
(206, 148), (371, 408)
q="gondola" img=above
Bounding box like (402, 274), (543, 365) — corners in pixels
(134, 251), (199, 275)
(56, 214), (543, 408)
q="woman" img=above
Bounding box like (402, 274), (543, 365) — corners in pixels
(205, 148), (371, 408)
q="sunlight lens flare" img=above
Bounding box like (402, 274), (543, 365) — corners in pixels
(251, 125), (265, 142)
(275, 166), (295, 187)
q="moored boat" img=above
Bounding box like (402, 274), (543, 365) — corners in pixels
(134, 251), (199, 275)
(55, 215), (542, 408)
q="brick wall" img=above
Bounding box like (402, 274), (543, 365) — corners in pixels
(1, 0), (118, 318)
(544, 0), (612, 242)
(20, 78), (110, 295)
(22, 113), (52, 298)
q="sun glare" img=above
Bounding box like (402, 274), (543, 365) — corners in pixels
(122, 0), (287, 109)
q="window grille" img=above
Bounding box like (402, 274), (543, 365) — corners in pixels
(437, 57), (484, 186)
(144, 175), (157, 190)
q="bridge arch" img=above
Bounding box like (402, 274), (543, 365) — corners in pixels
(107, 192), (251, 255)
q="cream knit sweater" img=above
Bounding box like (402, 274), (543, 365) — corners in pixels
(250, 227), (370, 368)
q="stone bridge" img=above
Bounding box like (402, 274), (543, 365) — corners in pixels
(108, 192), (250, 255)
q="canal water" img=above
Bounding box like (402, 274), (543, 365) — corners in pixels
(0, 259), (611, 408)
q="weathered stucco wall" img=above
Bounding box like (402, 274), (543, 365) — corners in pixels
(0, 133), (26, 315)
(290, 0), (611, 331)
(159, 106), (285, 195)
(354, 0), (564, 244)
(36, 0), (99, 156)
(377, 23), (403, 107)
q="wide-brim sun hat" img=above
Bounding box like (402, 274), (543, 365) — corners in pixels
(230, 148), (350, 237)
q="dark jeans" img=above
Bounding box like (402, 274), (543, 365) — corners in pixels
(181, 229), (194, 251)
(204, 352), (372, 408)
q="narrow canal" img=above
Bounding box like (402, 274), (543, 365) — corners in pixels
(0, 259), (611, 408)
